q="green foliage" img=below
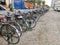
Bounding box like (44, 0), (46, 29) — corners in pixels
(29, 0), (42, 5)
(45, 5), (50, 8)
(8, 4), (13, 12)
(31, 0), (35, 4)
(37, 0), (41, 5)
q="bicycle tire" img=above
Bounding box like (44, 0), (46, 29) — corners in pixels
(26, 17), (36, 28)
(0, 24), (20, 44)
(16, 19), (29, 32)
(9, 21), (22, 37)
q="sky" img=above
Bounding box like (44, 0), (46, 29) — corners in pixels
(45, 0), (52, 6)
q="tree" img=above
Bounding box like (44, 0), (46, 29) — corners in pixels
(37, 0), (42, 5)
(30, 0), (42, 5)
(31, 0), (35, 4)
(8, 4), (13, 12)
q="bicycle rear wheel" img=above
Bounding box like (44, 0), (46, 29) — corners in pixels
(0, 24), (20, 44)
(17, 19), (28, 32)
(26, 17), (36, 28)
(9, 21), (22, 37)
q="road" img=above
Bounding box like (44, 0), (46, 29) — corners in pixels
(1, 9), (60, 45)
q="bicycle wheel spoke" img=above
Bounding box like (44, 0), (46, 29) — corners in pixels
(1, 24), (20, 44)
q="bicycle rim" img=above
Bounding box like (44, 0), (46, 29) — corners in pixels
(10, 21), (22, 37)
(26, 18), (36, 28)
(18, 19), (28, 32)
(0, 24), (20, 44)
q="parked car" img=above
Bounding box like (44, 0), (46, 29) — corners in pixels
(0, 5), (13, 15)
(0, 5), (8, 14)
(54, 1), (60, 11)
(54, 5), (60, 11)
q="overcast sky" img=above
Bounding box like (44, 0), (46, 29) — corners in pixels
(45, 0), (52, 6)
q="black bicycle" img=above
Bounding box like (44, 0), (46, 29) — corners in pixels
(0, 15), (21, 45)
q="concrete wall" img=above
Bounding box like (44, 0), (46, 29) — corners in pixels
(6, 0), (13, 6)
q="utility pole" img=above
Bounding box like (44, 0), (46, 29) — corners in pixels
(27, 0), (30, 9)
(34, 0), (35, 8)
(34, 0), (35, 5)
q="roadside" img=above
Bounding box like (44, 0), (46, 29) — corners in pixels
(18, 9), (60, 45)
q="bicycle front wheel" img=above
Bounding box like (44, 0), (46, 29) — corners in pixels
(9, 21), (22, 37)
(0, 24), (20, 44)
(26, 17), (36, 28)
(17, 19), (28, 32)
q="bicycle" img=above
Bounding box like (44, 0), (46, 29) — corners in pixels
(14, 11), (29, 32)
(0, 15), (20, 44)
(24, 12), (36, 28)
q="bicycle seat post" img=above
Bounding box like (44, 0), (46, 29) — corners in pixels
(6, 12), (11, 21)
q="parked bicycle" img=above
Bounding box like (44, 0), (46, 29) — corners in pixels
(0, 15), (20, 45)
(14, 11), (30, 32)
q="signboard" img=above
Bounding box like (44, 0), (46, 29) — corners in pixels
(14, 0), (26, 9)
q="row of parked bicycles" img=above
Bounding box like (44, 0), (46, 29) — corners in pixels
(0, 8), (49, 45)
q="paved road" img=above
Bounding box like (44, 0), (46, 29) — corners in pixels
(1, 9), (60, 45)
(19, 9), (60, 45)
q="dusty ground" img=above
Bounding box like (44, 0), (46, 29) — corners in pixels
(1, 9), (60, 45)
(19, 9), (60, 45)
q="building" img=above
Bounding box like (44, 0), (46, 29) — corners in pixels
(51, 0), (60, 8)
(0, 0), (13, 7)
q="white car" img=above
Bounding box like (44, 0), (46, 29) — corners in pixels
(0, 5), (13, 15)
(0, 5), (8, 15)
(54, 5), (60, 11)
(54, 1), (60, 11)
